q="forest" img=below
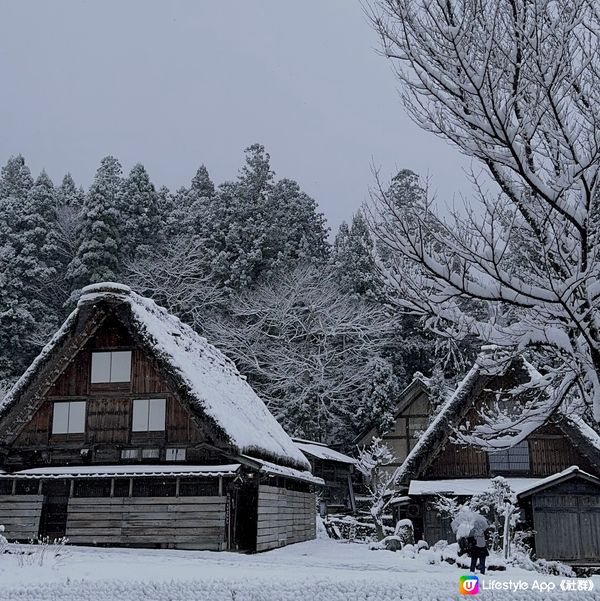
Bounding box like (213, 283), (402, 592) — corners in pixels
(0, 145), (470, 447)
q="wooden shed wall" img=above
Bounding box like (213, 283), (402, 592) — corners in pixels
(255, 485), (315, 552)
(531, 478), (600, 563)
(0, 495), (44, 540)
(65, 496), (228, 550)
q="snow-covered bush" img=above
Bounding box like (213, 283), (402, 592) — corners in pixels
(394, 519), (415, 546)
(435, 477), (523, 559)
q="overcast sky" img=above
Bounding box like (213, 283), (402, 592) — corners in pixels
(0, 0), (468, 231)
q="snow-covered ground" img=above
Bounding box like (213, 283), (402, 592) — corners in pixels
(1, 539), (598, 601)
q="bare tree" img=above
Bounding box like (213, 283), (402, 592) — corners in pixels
(366, 0), (600, 438)
(125, 236), (226, 330)
(205, 264), (393, 443)
(356, 437), (396, 540)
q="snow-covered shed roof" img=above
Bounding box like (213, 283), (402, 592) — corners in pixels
(517, 466), (600, 498)
(292, 438), (356, 465)
(408, 478), (539, 497)
(0, 282), (310, 471)
(240, 456), (325, 486)
(1, 464), (241, 479)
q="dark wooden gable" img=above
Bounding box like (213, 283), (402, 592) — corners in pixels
(2, 306), (232, 469)
(420, 361), (600, 480)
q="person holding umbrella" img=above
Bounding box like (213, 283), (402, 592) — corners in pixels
(452, 510), (490, 575)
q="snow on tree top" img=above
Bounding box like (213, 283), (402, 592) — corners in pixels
(0, 283), (310, 471)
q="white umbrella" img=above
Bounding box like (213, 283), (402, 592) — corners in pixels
(451, 510), (489, 538)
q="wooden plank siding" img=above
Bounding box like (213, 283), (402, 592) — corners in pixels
(11, 316), (204, 457)
(65, 496), (228, 550)
(255, 485), (315, 552)
(0, 495), (44, 540)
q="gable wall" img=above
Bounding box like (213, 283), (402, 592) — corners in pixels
(376, 391), (432, 471)
(423, 379), (599, 481)
(4, 316), (220, 469)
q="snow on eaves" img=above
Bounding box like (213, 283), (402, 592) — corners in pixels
(242, 455), (325, 485)
(517, 465), (598, 498)
(293, 439), (356, 465)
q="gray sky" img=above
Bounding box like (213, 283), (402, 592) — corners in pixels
(0, 0), (468, 231)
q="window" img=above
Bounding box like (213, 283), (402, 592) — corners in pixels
(73, 479), (111, 498)
(52, 401), (86, 434)
(121, 449), (139, 460)
(91, 351), (132, 383)
(132, 478), (176, 497)
(141, 448), (160, 459)
(166, 448), (186, 461)
(132, 399), (166, 432)
(489, 441), (530, 473)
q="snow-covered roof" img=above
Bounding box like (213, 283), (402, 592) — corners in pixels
(240, 455), (325, 486)
(292, 439), (356, 465)
(408, 478), (539, 497)
(517, 466), (600, 498)
(0, 282), (310, 471)
(2, 464), (241, 479)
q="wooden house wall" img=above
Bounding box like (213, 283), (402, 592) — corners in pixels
(0, 495), (44, 540)
(255, 485), (315, 552)
(9, 317), (206, 467)
(64, 496), (228, 550)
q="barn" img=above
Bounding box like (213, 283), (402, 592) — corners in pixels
(0, 282), (320, 552)
(387, 349), (600, 565)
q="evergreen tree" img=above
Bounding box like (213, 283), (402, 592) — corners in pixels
(355, 357), (401, 436)
(56, 173), (84, 209)
(120, 163), (161, 264)
(0, 155), (34, 201)
(67, 156), (123, 291)
(202, 144), (329, 292)
(0, 171), (59, 378)
(333, 211), (380, 299)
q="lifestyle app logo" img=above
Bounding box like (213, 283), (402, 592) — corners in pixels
(459, 575), (479, 595)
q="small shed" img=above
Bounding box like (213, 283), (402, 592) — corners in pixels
(518, 466), (600, 565)
(293, 438), (356, 513)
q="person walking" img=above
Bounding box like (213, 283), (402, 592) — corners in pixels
(468, 530), (489, 575)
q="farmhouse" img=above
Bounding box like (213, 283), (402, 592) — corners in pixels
(0, 282), (320, 552)
(382, 349), (600, 565)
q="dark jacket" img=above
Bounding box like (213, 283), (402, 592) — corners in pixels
(467, 534), (489, 558)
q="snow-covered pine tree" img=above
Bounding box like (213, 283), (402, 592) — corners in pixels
(67, 156), (123, 293)
(119, 163), (162, 264)
(0, 171), (59, 378)
(202, 144), (329, 293)
(0, 155), (34, 202)
(333, 211), (381, 299)
(355, 357), (401, 436)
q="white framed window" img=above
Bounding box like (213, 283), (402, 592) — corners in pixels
(91, 351), (132, 383)
(141, 448), (160, 459)
(166, 448), (186, 461)
(52, 401), (86, 434)
(121, 449), (139, 460)
(132, 399), (166, 432)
